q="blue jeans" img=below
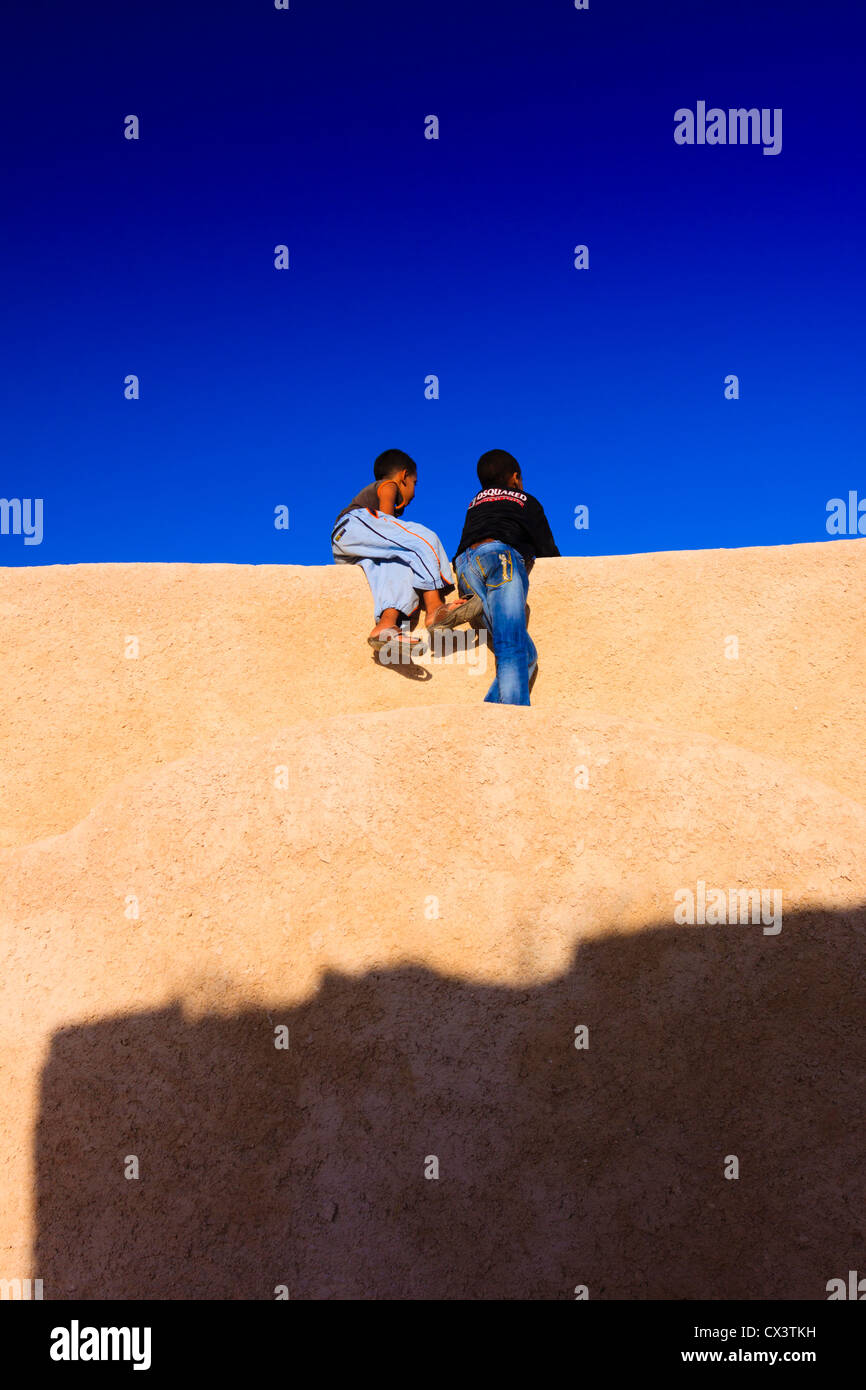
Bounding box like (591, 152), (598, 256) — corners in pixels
(454, 543), (537, 706)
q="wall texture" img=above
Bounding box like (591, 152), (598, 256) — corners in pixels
(1, 541), (864, 1298)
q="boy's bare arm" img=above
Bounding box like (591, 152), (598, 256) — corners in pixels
(376, 479), (399, 515)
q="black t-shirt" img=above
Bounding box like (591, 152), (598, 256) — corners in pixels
(453, 488), (560, 567)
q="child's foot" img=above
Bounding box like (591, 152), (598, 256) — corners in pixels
(425, 595), (483, 629)
(368, 608), (403, 642)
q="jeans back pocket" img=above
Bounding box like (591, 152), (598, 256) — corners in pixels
(476, 549), (513, 590)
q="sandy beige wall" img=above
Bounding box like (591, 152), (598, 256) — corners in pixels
(0, 541), (864, 1299)
(1, 539), (863, 850)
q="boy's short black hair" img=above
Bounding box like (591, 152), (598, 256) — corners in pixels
(374, 448), (417, 481)
(477, 449), (521, 490)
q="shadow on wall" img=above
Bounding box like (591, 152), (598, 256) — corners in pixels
(35, 907), (866, 1300)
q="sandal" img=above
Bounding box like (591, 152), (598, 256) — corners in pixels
(426, 594), (484, 630)
(367, 627), (422, 651)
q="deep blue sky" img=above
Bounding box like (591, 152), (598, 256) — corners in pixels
(1, 0), (863, 566)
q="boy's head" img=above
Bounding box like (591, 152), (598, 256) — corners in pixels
(374, 447), (417, 504)
(477, 449), (523, 493)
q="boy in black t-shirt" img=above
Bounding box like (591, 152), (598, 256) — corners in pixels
(453, 450), (560, 705)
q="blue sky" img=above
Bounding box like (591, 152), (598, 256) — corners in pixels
(1, 0), (863, 566)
